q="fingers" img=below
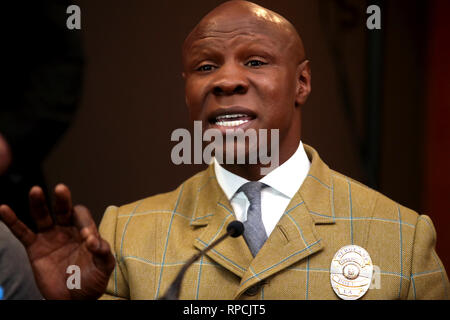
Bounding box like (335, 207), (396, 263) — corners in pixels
(29, 186), (54, 231)
(74, 205), (115, 273)
(86, 235), (110, 256)
(89, 236), (116, 274)
(74, 205), (99, 246)
(73, 205), (97, 234)
(54, 184), (73, 226)
(0, 204), (36, 247)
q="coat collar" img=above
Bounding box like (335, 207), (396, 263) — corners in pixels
(191, 144), (336, 297)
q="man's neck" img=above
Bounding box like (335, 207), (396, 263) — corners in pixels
(221, 136), (301, 181)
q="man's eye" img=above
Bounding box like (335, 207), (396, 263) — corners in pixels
(245, 60), (266, 67)
(197, 64), (215, 72)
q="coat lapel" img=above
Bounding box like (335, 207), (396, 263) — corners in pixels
(235, 191), (324, 298)
(191, 165), (253, 278)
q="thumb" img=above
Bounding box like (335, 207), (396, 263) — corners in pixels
(86, 235), (115, 275)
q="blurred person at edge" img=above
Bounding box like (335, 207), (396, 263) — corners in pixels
(0, 0), (83, 231)
(0, 221), (42, 300)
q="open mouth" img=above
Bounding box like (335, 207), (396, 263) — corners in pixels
(208, 107), (257, 129)
(213, 113), (254, 127)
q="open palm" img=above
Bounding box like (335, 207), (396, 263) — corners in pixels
(0, 184), (115, 300)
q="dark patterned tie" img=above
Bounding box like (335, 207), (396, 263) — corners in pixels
(238, 181), (268, 257)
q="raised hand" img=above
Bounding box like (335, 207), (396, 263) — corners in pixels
(0, 184), (115, 300)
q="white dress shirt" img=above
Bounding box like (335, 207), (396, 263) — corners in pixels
(214, 141), (311, 237)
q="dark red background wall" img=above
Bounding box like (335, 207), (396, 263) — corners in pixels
(425, 0), (450, 276)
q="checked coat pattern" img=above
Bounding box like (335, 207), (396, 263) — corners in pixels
(99, 145), (450, 300)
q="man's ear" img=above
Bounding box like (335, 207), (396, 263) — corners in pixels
(182, 72), (186, 80)
(295, 60), (311, 107)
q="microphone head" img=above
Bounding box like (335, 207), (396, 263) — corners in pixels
(227, 221), (245, 238)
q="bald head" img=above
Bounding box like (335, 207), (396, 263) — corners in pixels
(181, 1), (312, 179)
(182, 0), (306, 68)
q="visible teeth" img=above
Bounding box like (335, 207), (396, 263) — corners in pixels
(215, 119), (249, 127)
(215, 114), (248, 121)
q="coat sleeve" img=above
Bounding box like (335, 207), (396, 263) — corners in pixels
(98, 205), (130, 300)
(407, 214), (450, 299)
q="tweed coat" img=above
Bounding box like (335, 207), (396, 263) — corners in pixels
(99, 145), (449, 300)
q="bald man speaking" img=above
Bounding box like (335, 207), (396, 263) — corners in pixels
(0, 1), (448, 300)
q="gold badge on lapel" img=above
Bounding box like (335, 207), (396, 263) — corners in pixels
(330, 245), (373, 300)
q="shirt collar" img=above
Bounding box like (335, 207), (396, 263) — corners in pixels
(214, 141), (311, 200)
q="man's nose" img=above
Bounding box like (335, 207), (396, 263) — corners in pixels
(212, 64), (248, 96)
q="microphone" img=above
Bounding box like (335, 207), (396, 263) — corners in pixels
(159, 220), (244, 300)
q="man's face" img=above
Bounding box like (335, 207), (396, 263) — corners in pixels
(182, 16), (302, 142)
